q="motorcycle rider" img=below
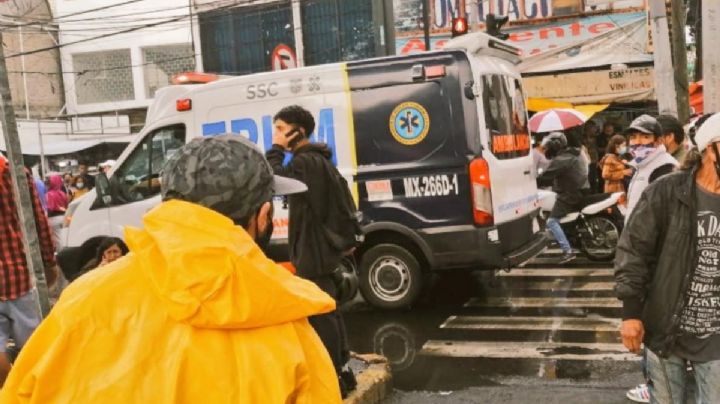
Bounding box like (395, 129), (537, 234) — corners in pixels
(538, 131), (590, 264)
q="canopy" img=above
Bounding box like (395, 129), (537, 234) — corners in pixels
(689, 81), (704, 115)
(0, 119), (135, 156)
(528, 98), (609, 119)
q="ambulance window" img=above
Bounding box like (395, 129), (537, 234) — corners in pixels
(482, 76), (530, 159)
(111, 124), (185, 204)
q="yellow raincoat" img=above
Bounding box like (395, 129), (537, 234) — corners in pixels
(0, 200), (341, 403)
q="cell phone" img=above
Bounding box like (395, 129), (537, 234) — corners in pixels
(286, 126), (303, 149)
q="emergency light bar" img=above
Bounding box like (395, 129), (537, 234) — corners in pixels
(172, 72), (219, 85)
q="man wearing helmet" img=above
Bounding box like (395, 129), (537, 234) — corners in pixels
(615, 113), (720, 403)
(538, 131), (590, 263)
(0, 135), (343, 403)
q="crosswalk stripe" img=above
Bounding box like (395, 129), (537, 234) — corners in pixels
(465, 297), (621, 308)
(497, 268), (614, 277)
(497, 281), (616, 291)
(440, 315), (621, 332)
(421, 340), (639, 361)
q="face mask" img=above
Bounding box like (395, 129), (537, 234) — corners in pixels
(712, 144), (720, 181)
(629, 144), (657, 163)
(76, 182), (85, 189)
(252, 207), (274, 254)
(618, 146), (628, 155)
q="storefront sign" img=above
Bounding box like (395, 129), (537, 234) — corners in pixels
(523, 66), (655, 104)
(397, 11), (645, 56)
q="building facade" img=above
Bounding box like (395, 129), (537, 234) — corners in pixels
(195, 0), (395, 75)
(55, 0), (197, 122)
(0, 0), (64, 119)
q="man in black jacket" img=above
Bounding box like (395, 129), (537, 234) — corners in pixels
(615, 113), (720, 403)
(538, 132), (589, 264)
(266, 105), (355, 397)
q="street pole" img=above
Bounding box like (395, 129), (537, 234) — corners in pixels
(291, 0), (305, 67)
(649, 0), (679, 117)
(702, 0), (720, 113)
(670, 0), (690, 122)
(422, 0), (431, 51)
(0, 31), (51, 318)
(18, 26), (30, 120)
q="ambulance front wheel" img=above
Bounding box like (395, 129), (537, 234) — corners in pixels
(359, 244), (423, 309)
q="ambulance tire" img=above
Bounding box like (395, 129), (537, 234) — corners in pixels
(359, 244), (423, 310)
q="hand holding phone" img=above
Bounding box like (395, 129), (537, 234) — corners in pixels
(272, 126), (303, 151)
(286, 127), (303, 150)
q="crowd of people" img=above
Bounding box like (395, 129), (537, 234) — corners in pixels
(535, 111), (720, 403)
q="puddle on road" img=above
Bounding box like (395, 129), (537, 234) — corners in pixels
(343, 269), (636, 392)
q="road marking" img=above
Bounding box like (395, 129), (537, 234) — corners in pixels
(440, 315), (620, 332)
(497, 281), (616, 291)
(465, 297), (621, 308)
(421, 340), (639, 361)
(498, 268), (614, 278)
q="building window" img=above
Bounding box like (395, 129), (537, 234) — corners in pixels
(302, 0), (376, 65)
(200, 3), (294, 75)
(143, 45), (196, 98)
(73, 49), (134, 105)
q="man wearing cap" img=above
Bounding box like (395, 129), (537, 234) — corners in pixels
(615, 113), (720, 403)
(0, 135), (342, 403)
(624, 114), (678, 220)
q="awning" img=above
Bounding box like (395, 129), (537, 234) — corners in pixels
(0, 120), (136, 156)
(528, 98), (610, 119)
(518, 17), (651, 74)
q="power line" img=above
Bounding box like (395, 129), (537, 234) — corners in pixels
(0, 0), (149, 28)
(4, 13), (190, 59)
(2, 1), (260, 59)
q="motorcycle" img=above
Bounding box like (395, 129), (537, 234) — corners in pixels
(538, 189), (625, 261)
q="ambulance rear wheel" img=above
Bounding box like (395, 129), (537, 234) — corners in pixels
(359, 244), (423, 310)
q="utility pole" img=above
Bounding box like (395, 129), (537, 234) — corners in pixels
(422, 0), (431, 51)
(0, 31), (51, 317)
(649, 0), (679, 117)
(670, 0), (690, 122)
(702, 0), (720, 113)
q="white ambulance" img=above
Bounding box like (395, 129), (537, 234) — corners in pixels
(62, 32), (547, 309)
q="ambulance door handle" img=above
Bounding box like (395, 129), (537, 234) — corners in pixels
(523, 170), (531, 176)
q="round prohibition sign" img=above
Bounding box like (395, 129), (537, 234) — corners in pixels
(271, 44), (297, 71)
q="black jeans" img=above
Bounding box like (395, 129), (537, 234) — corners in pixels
(307, 276), (350, 374)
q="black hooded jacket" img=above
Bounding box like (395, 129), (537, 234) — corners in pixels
(266, 143), (343, 278)
(615, 168), (702, 357)
(537, 147), (588, 217)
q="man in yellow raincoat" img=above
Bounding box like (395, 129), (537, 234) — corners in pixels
(0, 135), (342, 403)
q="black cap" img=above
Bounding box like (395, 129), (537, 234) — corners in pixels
(623, 114), (663, 137)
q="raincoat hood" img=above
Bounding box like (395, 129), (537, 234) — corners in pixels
(125, 199), (335, 329)
(48, 174), (63, 190)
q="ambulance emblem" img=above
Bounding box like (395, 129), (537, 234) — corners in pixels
(389, 102), (430, 145)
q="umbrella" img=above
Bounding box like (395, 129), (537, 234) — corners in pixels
(529, 108), (588, 133)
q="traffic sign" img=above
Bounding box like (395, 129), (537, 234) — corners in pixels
(271, 44), (297, 71)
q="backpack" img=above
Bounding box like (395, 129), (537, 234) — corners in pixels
(319, 160), (364, 254)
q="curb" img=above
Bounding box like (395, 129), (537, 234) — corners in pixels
(343, 353), (393, 404)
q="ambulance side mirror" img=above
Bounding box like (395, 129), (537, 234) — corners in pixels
(95, 172), (113, 206)
(464, 81), (475, 100)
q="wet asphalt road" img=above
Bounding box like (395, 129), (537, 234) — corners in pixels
(342, 252), (648, 403)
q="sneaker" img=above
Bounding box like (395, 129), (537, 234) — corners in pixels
(626, 384), (649, 403)
(558, 252), (576, 264)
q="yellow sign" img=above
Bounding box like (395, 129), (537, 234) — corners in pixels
(389, 102), (430, 145)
